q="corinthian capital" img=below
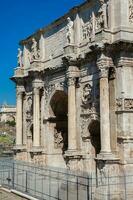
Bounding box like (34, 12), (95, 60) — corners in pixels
(97, 54), (113, 79)
(33, 87), (40, 95)
(67, 77), (76, 86)
(16, 86), (25, 96)
(99, 67), (109, 78)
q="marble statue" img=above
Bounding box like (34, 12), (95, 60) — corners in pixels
(31, 38), (40, 60)
(66, 17), (74, 44)
(17, 48), (23, 67)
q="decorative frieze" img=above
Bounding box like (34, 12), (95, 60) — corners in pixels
(82, 17), (93, 41)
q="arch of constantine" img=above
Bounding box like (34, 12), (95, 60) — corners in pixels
(12, 0), (133, 176)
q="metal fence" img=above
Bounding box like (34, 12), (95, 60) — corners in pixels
(0, 158), (132, 200)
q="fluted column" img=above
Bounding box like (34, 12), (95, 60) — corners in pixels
(68, 76), (77, 150)
(99, 67), (112, 154)
(33, 86), (40, 147)
(16, 87), (24, 146)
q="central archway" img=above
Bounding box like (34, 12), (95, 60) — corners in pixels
(50, 90), (68, 152)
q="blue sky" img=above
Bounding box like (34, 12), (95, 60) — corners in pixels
(0, 0), (85, 105)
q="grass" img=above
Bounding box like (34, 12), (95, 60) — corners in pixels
(0, 135), (13, 146)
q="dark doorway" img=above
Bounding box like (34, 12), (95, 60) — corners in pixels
(50, 91), (68, 152)
(88, 120), (101, 156)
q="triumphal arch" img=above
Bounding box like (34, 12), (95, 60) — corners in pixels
(12, 0), (133, 176)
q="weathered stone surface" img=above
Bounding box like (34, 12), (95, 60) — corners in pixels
(11, 0), (133, 184)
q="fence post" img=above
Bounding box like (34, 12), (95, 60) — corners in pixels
(87, 175), (89, 200)
(124, 173), (127, 200)
(107, 171), (110, 200)
(25, 171), (28, 193)
(58, 171), (60, 200)
(12, 162), (15, 189)
(77, 176), (78, 200)
(67, 174), (69, 200)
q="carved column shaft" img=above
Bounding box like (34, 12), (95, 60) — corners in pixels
(99, 68), (111, 153)
(16, 88), (23, 146)
(33, 87), (40, 147)
(68, 77), (77, 150)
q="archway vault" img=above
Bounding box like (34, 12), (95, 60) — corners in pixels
(49, 90), (68, 152)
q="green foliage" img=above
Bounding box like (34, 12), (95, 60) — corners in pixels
(5, 120), (16, 127)
(0, 135), (13, 146)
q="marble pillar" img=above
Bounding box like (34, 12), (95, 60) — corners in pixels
(67, 77), (77, 151)
(33, 87), (40, 147)
(16, 87), (23, 147)
(99, 67), (112, 154)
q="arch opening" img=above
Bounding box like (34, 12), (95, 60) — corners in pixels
(50, 90), (68, 152)
(88, 120), (101, 156)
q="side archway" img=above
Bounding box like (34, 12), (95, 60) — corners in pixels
(88, 119), (101, 156)
(49, 90), (68, 152)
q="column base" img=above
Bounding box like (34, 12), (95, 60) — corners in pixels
(64, 150), (84, 172)
(29, 146), (43, 154)
(64, 149), (83, 157)
(13, 145), (26, 152)
(96, 151), (119, 161)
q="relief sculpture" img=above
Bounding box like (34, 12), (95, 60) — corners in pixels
(129, 0), (133, 23)
(54, 130), (64, 149)
(82, 0), (108, 41)
(124, 99), (133, 110)
(82, 83), (92, 106)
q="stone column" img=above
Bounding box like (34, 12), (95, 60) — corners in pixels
(99, 67), (112, 154)
(67, 76), (77, 150)
(33, 86), (40, 148)
(16, 87), (24, 147)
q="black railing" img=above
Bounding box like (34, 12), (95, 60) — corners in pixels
(0, 158), (132, 200)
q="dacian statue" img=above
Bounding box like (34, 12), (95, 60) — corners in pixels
(31, 38), (40, 60)
(66, 17), (74, 44)
(17, 48), (23, 67)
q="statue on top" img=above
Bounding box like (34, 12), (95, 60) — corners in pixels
(66, 17), (74, 44)
(31, 38), (40, 60)
(17, 48), (23, 67)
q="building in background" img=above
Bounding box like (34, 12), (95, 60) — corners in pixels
(0, 104), (16, 123)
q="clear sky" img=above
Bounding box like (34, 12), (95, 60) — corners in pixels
(0, 0), (85, 105)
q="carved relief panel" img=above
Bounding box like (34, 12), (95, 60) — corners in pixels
(116, 98), (133, 111)
(80, 81), (100, 140)
(129, 0), (133, 23)
(82, 1), (108, 41)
